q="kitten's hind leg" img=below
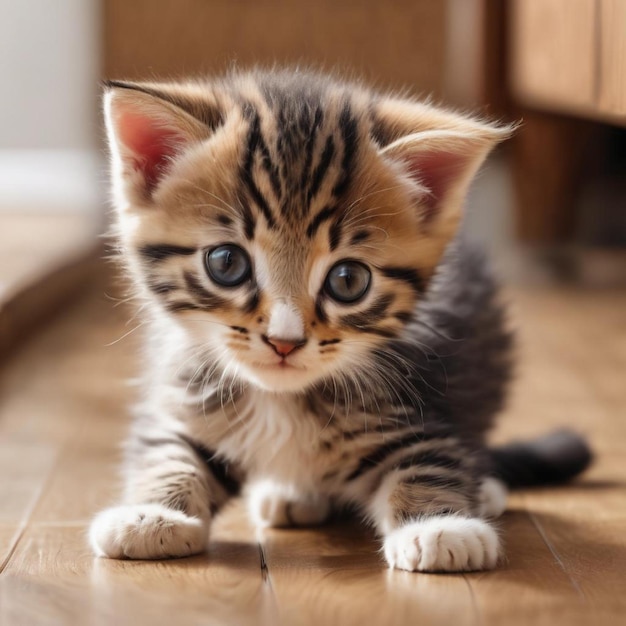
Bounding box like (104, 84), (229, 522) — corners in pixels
(247, 479), (331, 528)
(478, 477), (508, 519)
(90, 433), (238, 559)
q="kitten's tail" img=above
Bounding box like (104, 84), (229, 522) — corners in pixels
(489, 430), (593, 488)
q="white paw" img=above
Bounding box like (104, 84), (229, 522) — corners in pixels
(89, 504), (209, 560)
(478, 477), (508, 518)
(248, 481), (330, 528)
(383, 516), (501, 572)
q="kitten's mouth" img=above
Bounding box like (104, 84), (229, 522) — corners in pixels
(265, 361), (305, 370)
(252, 359), (306, 372)
(240, 358), (313, 392)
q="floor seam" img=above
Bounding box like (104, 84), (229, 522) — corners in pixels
(527, 509), (586, 601)
(257, 539), (283, 625)
(462, 574), (484, 626)
(0, 449), (60, 574)
(0, 422), (87, 574)
(258, 541), (271, 585)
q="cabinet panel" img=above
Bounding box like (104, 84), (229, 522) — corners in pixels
(510, 0), (596, 114)
(599, 0), (626, 116)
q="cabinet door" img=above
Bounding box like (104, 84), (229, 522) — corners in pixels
(599, 0), (626, 117)
(510, 0), (597, 115)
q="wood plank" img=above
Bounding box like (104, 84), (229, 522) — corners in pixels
(0, 520), (268, 626)
(259, 521), (479, 626)
(523, 497), (626, 607)
(0, 444), (58, 570)
(0, 279), (134, 569)
(484, 287), (626, 622)
(513, 290), (626, 612)
(468, 508), (588, 626)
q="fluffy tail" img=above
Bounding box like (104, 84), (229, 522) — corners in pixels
(489, 430), (593, 488)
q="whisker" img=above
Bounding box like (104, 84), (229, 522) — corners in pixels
(104, 322), (146, 347)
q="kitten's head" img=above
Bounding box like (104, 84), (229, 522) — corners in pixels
(105, 71), (509, 393)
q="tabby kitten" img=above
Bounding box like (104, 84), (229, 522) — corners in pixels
(90, 70), (591, 571)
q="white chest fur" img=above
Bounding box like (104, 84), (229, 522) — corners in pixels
(215, 390), (326, 489)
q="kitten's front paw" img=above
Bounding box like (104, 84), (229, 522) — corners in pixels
(248, 481), (330, 528)
(383, 516), (500, 572)
(89, 504), (209, 560)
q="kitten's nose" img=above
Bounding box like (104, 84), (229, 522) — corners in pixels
(262, 335), (306, 357)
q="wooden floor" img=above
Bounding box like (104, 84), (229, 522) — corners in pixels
(1, 275), (625, 626)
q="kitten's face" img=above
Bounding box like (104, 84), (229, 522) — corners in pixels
(106, 72), (506, 393)
(134, 139), (426, 392)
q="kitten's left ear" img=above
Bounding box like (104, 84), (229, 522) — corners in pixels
(375, 108), (512, 279)
(379, 122), (511, 233)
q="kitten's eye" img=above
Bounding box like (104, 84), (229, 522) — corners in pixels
(325, 261), (371, 303)
(205, 245), (251, 287)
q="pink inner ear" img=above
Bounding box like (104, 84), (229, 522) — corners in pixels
(406, 149), (470, 222)
(117, 109), (186, 193)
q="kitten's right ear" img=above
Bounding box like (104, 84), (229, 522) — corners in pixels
(104, 82), (212, 203)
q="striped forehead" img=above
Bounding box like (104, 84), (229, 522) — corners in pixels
(238, 95), (361, 237)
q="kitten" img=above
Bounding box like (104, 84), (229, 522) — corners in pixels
(90, 70), (591, 571)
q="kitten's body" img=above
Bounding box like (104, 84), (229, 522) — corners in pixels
(91, 70), (590, 571)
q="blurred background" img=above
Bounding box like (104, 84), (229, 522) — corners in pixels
(0, 0), (624, 353)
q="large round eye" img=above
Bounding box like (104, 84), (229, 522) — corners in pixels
(205, 244), (251, 287)
(325, 260), (371, 303)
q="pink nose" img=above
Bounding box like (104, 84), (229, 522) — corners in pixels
(263, 336), (306, 357)
(271, 340), (298, 356)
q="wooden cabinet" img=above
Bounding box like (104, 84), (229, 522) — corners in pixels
(508, 0), (626, 243)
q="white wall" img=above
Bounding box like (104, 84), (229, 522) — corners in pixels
(0, 0), (102, 212)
